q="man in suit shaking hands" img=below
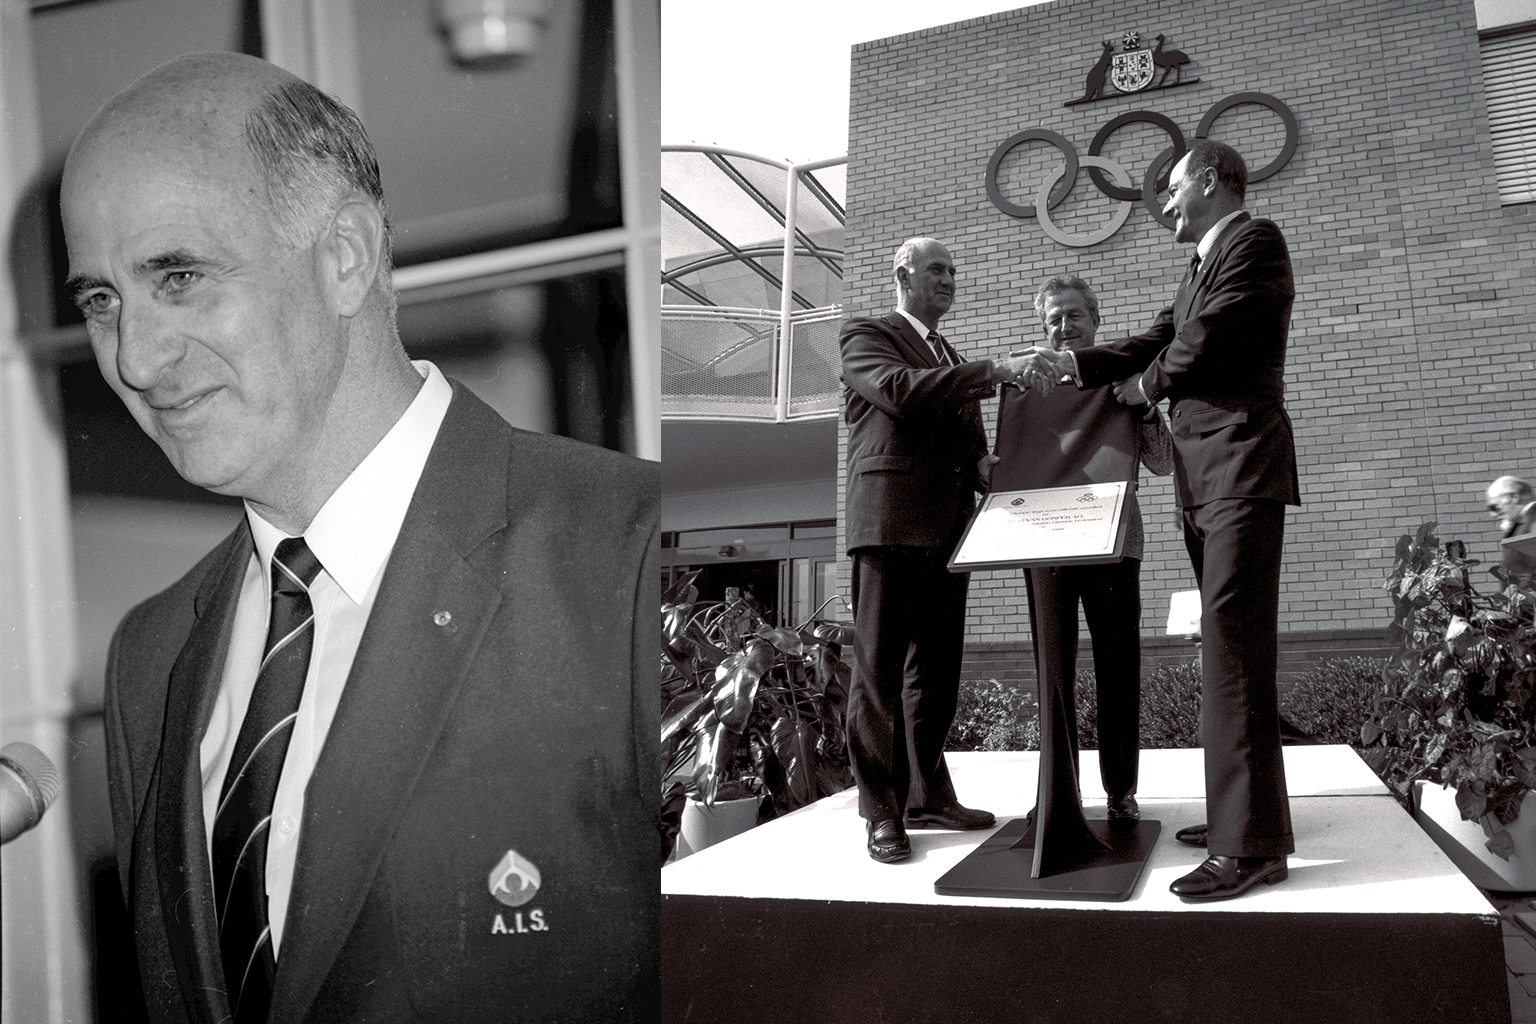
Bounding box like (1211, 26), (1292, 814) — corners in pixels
(1026, 140), (1299, 901)
(839, 238), (1039, 863)
(62, 53), (656, 1022)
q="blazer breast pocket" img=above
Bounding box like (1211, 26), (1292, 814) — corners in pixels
(858, 454), (913, 474)
(1171, 405), (1248, 439)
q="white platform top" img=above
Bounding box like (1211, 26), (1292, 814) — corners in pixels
(663, 746), (1496, 916)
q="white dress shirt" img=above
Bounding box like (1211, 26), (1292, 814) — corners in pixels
(1197, 209), (1246, 264)
(895, 307), (951, 364)
(199, 360), (452, 955)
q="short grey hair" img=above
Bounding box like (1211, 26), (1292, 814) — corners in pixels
(1490, 476), (1534, 500)
(243, 79), (394, 271)
(1033, 274), (1100, 325)
(1181, 139), (1247, 201)
(892, 236), (945, 275)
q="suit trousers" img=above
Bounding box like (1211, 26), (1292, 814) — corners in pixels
(1029, 558), (1141, 801)
(848, 547), (968, 821)
(1182, 497), (1294, 858)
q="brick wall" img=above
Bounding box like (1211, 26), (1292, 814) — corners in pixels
(836, 0), (1536, 661)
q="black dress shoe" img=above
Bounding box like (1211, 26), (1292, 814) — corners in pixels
(1170, 855), (1288, 901)
(1106, 795), (1140, 820)
(905, 803), (996, 830)
(1175, 823), (1208, 847)
(866, 819), (911, 863)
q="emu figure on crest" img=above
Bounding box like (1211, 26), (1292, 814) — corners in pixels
(1152, 35), (1189, 86)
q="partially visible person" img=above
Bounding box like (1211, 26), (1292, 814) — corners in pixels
(1007, 274), (1172, 821)
(66, 53), (655, 1023)
(839, 236), (1037, 864)
(1488, 475), (1536, 575)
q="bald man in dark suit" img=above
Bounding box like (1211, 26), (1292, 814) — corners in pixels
(1028, 140), (1299, 902)
(840, 237), (1035, 863)
(66, 53), (655, 1022)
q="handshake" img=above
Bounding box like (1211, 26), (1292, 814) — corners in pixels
(992, 347), (1073, 394)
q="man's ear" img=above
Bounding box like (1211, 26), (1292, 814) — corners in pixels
(894, 264), (911, 292)
(319, 193), (386, 318)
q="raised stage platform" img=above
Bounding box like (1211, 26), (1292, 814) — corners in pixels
(662, 746), (1509, 1022)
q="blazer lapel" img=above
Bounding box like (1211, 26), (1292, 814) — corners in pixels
(885, 312), (941, 368)
(271, 386), (510, 1023)
(149, 524), (253, 1024)
(1179, 212), (1252, 326)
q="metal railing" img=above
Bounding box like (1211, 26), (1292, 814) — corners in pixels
(662, 304), (843, 422)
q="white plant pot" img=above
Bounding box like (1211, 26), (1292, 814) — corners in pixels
(1413, 780), (1536, 891)
(678, 795), (760, 857)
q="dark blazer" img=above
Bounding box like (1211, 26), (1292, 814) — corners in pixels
(840, 312), (995, 552)
(103, 383), (659, 1024)
(1073, 213), (1300, 509)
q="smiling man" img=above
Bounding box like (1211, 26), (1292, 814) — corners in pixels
(1014, 274), (1172, 824)
(1025, 139), (1300, 902)
(838, 237), (1035, 863)
(64, 52), (657, 1023)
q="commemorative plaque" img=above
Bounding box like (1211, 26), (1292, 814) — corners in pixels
(937, 380), (1159, 900)
(947, 482), (1127, 571)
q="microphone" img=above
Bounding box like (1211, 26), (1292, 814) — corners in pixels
(0, 742), (60, 845)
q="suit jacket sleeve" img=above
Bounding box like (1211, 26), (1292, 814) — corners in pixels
(840, 317), (996, 420)
(1072, 310), (1175, 389)
(1074, 219), (1294, 406)
(1137, 219), (1294, 404)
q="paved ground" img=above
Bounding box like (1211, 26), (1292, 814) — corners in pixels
(1491, 895), (1536, 1022)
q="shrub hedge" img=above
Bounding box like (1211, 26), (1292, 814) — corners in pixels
(947, 657), (1383, 754)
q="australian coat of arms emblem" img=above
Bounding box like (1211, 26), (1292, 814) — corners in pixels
(1066, 31), (1197, 106)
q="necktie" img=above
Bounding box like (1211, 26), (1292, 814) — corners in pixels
(212, 537), (322, 1023)
(1175, 254), (1202, 327)
(926, 331), (953, 366)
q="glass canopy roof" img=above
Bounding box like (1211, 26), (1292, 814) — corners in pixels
(661, 146), (846, 311)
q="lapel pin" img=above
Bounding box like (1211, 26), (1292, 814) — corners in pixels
(432, 609), (455, 630)
(488, 849), (542, 907)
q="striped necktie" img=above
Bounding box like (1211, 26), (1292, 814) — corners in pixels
(212, 537), (322, 1023)
(926, 331), (954, 366)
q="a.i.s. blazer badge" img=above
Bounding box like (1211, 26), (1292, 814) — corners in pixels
(488, 849), (542, 907)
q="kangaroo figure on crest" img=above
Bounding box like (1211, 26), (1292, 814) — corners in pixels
(1152, 35), (1190, 87)
(1077, 41), (1115, 102)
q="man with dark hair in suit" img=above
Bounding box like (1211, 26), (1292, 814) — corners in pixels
(838, 237), (1039, 863)
(1025, 139), (1299, 901)
(63, 52), (655, 1022)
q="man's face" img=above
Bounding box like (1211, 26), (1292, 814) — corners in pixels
(1040, 288), (1098, 352)
(1489, 486), (1526, 524)
(1162, 154), (1217, 244)
(898, 243), (956, 326)
(62, 131), (346, 502)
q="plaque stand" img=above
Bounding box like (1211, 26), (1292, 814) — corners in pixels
(934, 569), (1160, 901)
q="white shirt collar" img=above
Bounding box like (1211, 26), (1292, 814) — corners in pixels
(246, 360), (454, 604)
(1196, 210), (1246, 262)
(894, 307), (938, 340)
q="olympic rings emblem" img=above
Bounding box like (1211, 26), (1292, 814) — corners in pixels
(984, 92), (1298, 248)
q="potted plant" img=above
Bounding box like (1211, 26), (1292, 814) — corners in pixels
(660, 571), (855, 860)
(1361, 521), (1536, 885)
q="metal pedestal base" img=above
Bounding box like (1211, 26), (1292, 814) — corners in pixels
(934, 814), (1161, 901)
